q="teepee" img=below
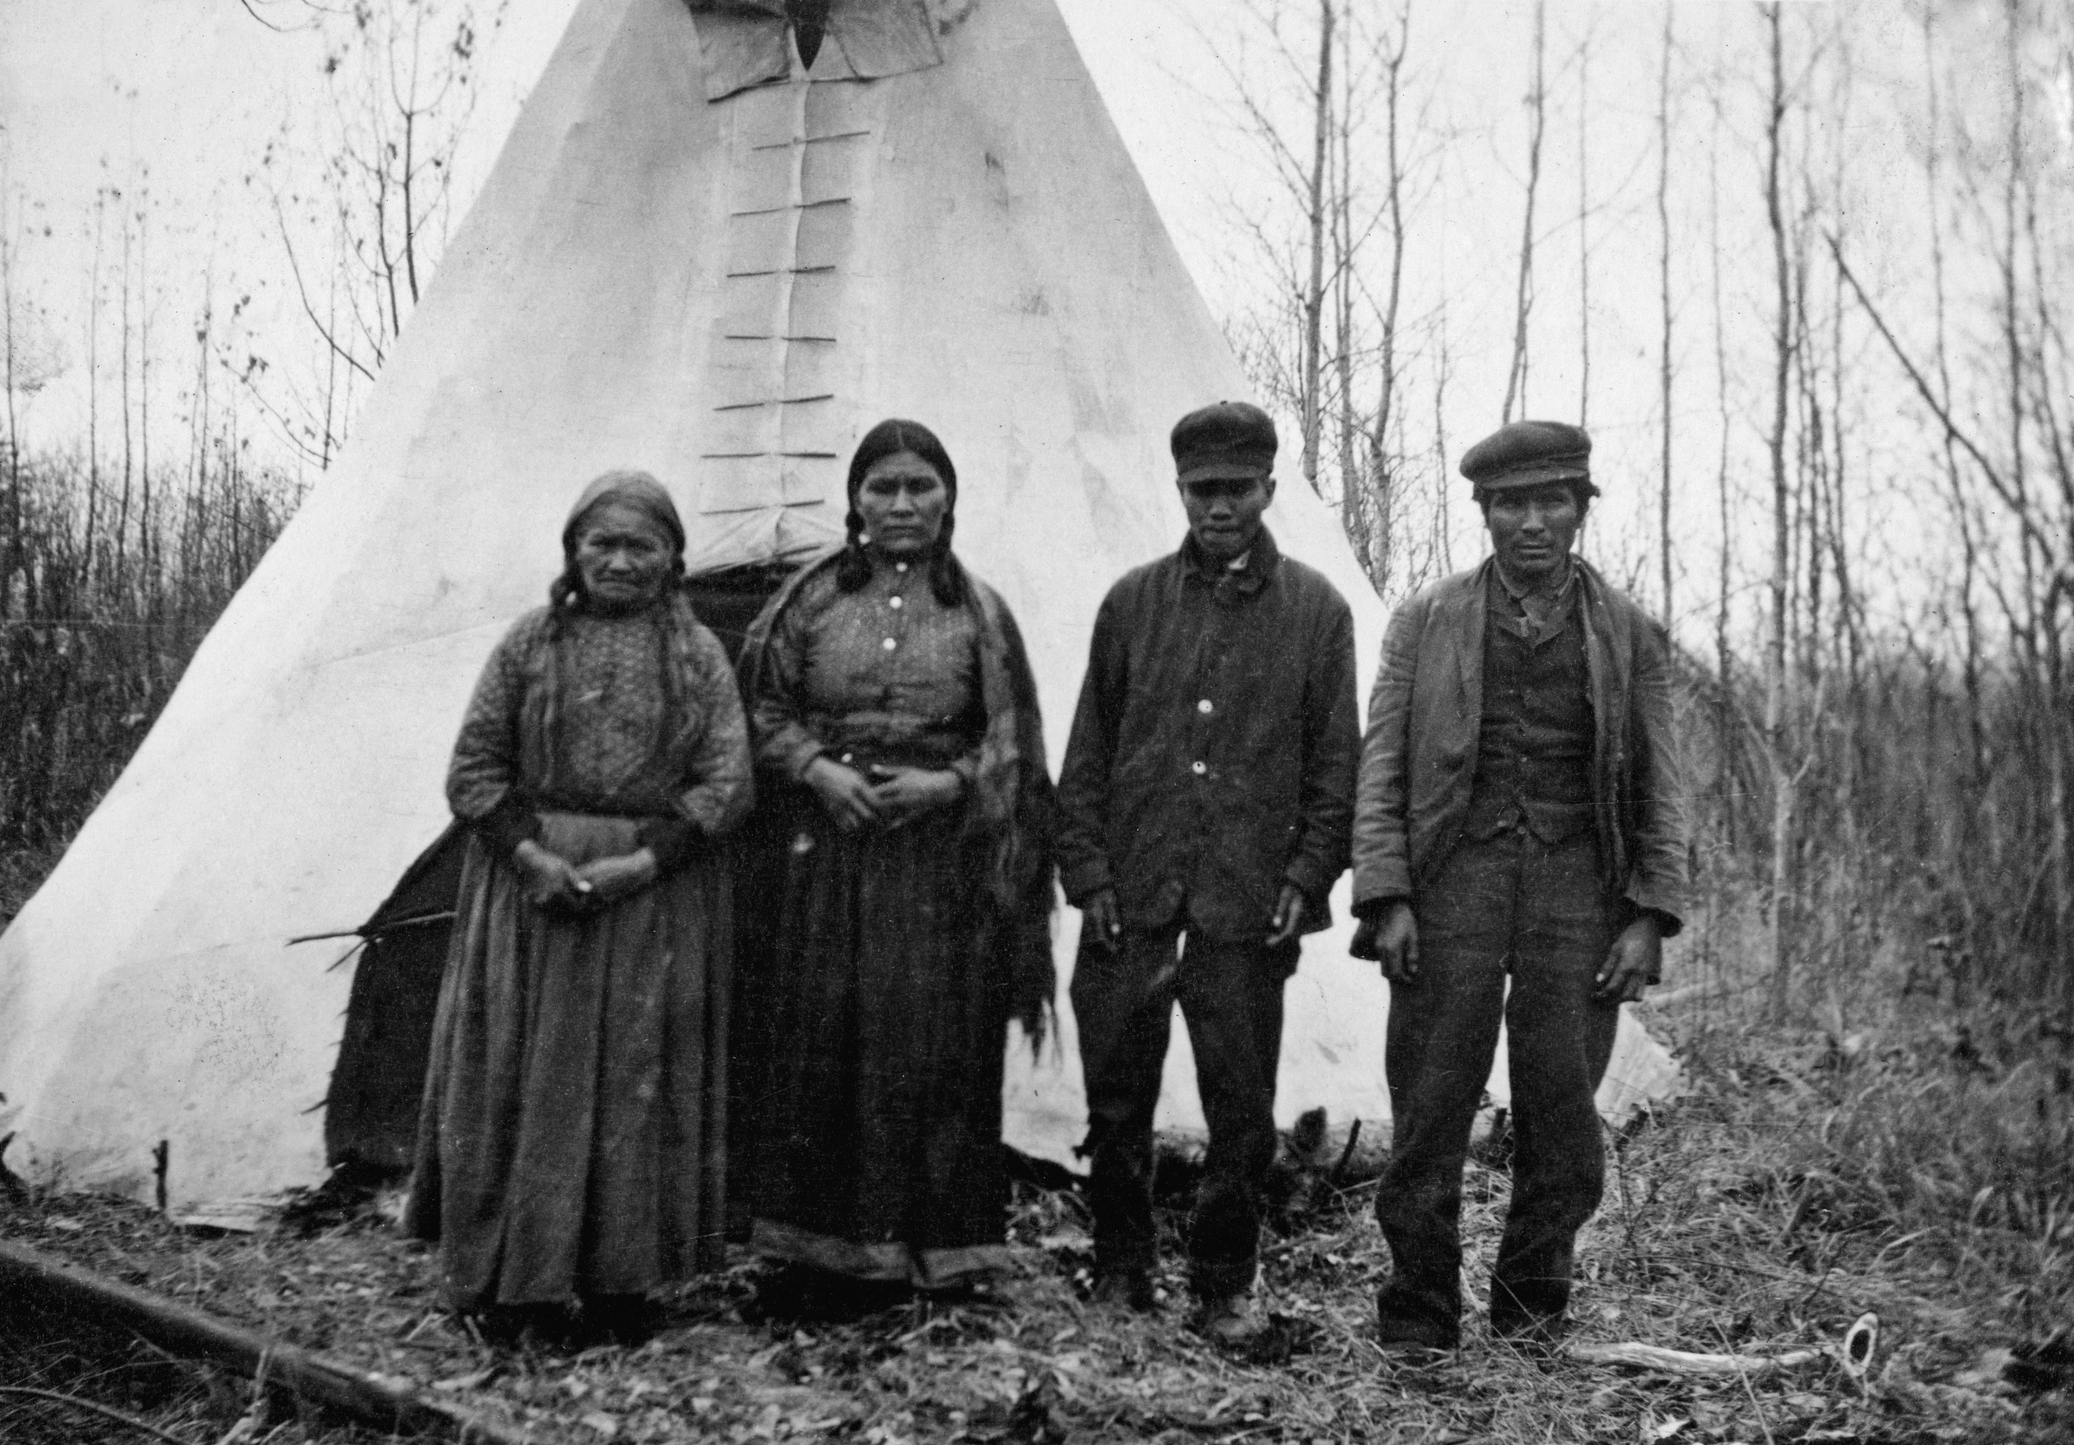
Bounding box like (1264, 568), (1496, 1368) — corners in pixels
(0, 0), (1676, 1212)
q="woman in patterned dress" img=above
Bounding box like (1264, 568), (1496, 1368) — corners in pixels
(407, 470), (753, 1343)
(735, 419), (1055, 1307)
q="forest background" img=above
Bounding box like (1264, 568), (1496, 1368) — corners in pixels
(2, 0), (2072, 1354)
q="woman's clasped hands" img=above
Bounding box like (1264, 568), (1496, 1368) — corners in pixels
(513, 838), (658, 914)
(802, 755), (965, 831)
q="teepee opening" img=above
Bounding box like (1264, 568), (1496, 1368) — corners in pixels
(319, 560), (802, 1185)
(790, 0), (832, 70)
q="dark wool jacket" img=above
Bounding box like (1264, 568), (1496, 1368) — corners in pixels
(1350, 556), (1691, 933)
(1055, 528), (1360, 943)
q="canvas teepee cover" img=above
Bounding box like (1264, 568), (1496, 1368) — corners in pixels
(0, 0), (1677, 1211)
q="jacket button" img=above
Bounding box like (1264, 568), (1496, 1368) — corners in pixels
(1191, 761), (1207, 776)
(1198, 699), (1214, 714)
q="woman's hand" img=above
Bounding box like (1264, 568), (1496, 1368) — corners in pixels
(575, 848), (660, 905)
(804, 756), (882, 830)
(867, 765), (965, 823)
(513, 839), (594, 913)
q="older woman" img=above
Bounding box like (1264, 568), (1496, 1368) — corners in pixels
(736, 419), (1054, 1306)
(407, 470), (753, 1344)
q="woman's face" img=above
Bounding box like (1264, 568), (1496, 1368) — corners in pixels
(573, 501), (676, 612)
(855, 449), (949, 557)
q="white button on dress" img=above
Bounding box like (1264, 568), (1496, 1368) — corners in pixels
(883, 638), (898, 651)
(889, 596), (904, 610)
(1198, 699), (1214, 714)
(1191, 761), (1207, 775)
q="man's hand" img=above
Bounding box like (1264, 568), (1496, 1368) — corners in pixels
(867, 765), (965, 824)
(513, 839), (593, 913)
(1595, 913), (1662, 1003)
(1351, 900), (1419, 983)
(803, 756), (882, 830)
(1265, 884), (1307, 948)
(576, 848), (660, 905)
(1081, 889), (1124, 951)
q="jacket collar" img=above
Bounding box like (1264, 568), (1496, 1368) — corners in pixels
(1180, 525), (1280, 595)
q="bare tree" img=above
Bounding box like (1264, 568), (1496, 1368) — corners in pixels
(1359, 0), (1415, 592)
(1300, 0), (1334, 492)
(1656, 6), (1674, 629)
(239, 0), (506, 467)
(1500, 0), (1547, 423)
(1761, 1), (1798, 1021)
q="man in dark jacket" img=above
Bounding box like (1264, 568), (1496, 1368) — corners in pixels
(1350, 419), (1689, 1352)
(1057, 401), (1360, 1344)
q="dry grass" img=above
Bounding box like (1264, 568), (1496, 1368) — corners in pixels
(5, 1007), (2072, 1445)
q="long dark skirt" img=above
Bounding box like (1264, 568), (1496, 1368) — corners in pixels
(405, 814), (731, 1309)
(742, 798), (1012, 1286)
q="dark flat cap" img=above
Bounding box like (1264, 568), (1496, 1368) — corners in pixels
(1460, 419), (1596, 494)
(1172, 401), (1278, 482)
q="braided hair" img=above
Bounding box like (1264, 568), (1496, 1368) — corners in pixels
(835, 418), (965, 606)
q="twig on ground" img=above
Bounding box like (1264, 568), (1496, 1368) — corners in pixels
(0, 1384), (198, 1444)
(1564, 1341), (1825, 1378)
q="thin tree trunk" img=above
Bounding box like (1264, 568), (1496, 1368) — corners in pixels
(84, 190), (104, 591)
(1577, 31), (1591, 430)
(2, 195), (21, 621)
(1711, 109), (1734, 854)
(1763, 2), (1797, 1023)
(1501, 0), (1546, 423)
(1657, 7), (1674, 629)
(1300, 0), (1334, 492)
(118, 211), (133, 583)
(1368, 1), (1412, 592)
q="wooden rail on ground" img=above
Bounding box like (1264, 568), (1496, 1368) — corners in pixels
(0, 1237), (536, 1443)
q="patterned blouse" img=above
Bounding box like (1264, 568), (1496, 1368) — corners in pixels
(448, 600), (754, 865)
(749, 555), (984, 784)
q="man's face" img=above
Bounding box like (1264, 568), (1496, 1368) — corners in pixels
(1179, 473), (1275, 562)
(1483, 483), (1583, 582)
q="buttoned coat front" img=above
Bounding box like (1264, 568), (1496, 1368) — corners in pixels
(1055, 528), (1360, 944)
(1350, 557), (1689, 932)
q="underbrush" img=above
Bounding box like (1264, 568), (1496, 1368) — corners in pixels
(5, 1003), (2072, 1445)
(1662, 1006), (2074, 1346)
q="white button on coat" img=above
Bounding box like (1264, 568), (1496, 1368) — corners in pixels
(1198, 699), (1214, 714)
(883, 638), (897, 651)
(1191, 761), (1206, 775)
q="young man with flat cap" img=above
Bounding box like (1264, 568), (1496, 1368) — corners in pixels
(1057, 401), (1360, 1343)
(1349, 419), (1689, 1352)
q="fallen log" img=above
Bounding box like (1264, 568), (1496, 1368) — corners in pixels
(0, 1237), (534, 1443)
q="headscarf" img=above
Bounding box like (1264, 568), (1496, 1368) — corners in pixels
(550, 468), (687, 609)
(527, 470), (718, 802)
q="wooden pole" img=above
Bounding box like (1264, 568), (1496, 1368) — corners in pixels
(0, 1238), (534, 1445)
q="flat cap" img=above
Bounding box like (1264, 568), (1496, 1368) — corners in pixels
(1172, 401), (1278, 483)
(1460, 419), (1596, 495)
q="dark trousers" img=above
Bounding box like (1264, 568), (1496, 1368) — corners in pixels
(1374, 829), (1622, 1345)
(1070, 925), (1290, 1299)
